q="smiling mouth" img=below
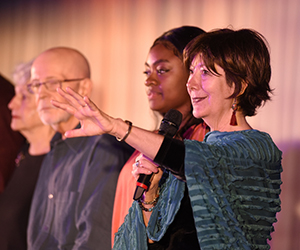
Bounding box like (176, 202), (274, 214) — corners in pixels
(192, 97), (206, 103)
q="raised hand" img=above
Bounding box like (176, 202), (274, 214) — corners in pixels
(51, 87), (115, 138)
(52, 87), (165, 161)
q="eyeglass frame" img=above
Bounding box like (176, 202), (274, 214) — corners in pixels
(27, 78), (85, 94)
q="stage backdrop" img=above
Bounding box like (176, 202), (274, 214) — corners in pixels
(0, 0), (299, 248)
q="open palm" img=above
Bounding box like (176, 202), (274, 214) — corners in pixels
(51, 87), (114, 138)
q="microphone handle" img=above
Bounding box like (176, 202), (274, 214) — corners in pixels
(133, 109), (182, 201)
(133, 174), (152, 201)
(133, 135), (166, 200)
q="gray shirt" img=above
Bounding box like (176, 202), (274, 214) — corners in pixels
(27, 129), (134, 250)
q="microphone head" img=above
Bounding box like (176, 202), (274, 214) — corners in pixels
(159, 109), (182, 136)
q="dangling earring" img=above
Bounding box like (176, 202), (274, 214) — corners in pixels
(230, 98), (238, 126)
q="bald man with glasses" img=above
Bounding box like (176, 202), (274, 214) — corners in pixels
(27, 47), (134, 250)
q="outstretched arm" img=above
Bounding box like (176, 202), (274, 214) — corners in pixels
(51, 86), (164, 160)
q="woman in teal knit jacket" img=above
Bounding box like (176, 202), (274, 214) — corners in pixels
(52, 28), (282, 250)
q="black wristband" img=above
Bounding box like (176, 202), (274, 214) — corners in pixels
(154, 135), (185, 178)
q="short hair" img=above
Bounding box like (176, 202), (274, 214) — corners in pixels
(184, 28), (272, 117)
(12, 59), (34, 86)
(152, 26), (206, 60)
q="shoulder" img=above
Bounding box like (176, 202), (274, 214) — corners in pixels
(185, 130), (282, 161)
(216, 130), (281, 156)
(201, 130), (275, 147)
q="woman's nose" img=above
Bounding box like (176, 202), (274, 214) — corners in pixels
(144, 73), (158, 86)
(186, 76), (198, 91)
(8, 96), (17, 110)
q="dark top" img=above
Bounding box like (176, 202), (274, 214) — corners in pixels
(0, 143), (45, 250)
(148, 182), (200, 250)
(0, 74), (25, 193)
(27, 131), (134, 250)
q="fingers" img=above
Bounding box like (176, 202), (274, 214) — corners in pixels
(54, 87), (95, 118)
(64, 129), (87, 138)
(50, 99), (67, 110)
(139, 155), (159, 173)
(64, 87), (87, 107)
(65, 87), (102, 114)
(132, 154), (159, 178)
(132, 159), (151, 175)
(131, 161), (140, 180)
(51, 88), (84, 116)
(51, 99), (77, 115)
(132, 160), (150, 181)
(56, 87), (86, 109)
(47, 85), (115, 140)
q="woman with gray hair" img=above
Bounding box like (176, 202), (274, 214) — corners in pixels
(0, 60), (55, 250)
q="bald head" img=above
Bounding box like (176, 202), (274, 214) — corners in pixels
(33, 47), (90, 79)
(30, 47), (93, 131)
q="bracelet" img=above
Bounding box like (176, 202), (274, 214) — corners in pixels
(138, 188), (160, 212)
(140, 194), (159, 205)
(138, 199), (158, 212)
(139, 188), (160, 205)
(116, 120), (132, 142)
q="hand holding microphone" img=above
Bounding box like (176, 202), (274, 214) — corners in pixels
(133, 109), (182, 200)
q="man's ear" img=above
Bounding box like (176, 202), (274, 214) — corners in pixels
(78, 78), (93, 97)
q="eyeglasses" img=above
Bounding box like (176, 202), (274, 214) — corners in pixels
(27, 78), (85, 94)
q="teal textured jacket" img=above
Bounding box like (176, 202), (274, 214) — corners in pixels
(114, 130), (282, 250)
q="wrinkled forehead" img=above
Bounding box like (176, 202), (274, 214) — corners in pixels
(31, 51), (76, 80)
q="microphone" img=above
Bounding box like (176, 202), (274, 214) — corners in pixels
(133, 109), (182, 201)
